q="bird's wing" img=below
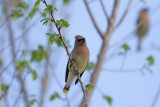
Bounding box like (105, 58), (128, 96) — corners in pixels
(75, 60), (89, 85)
(75, 71), (84, 85)
(65, 60), (69, 83)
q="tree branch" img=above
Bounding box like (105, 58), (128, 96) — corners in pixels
(151, 85), (160, 107)
(4, 2), (30, 106)
(115, 0), (132, 28)
(84, 0), (104, 39)
(81, 0), (122, 106)
(99, 0), (109, 23)
(42, 0), (88, 106)
(80, 36), (110, 106)
(111, 0), (120, 25)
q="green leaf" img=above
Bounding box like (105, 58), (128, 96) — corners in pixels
(30, 45), (48, 62)
(53, 7), (58, 11)
(42, 12), (47, 17)
(27, 8), (39, 19)
(55, 19), (70, 28)
(103, 95), (113, 105)
(55, 37), (64, 46)
(121, 44), (130, 52)
(40, 18), (49, 26)
(22, 51), (26, 56)
(55, 36), (70, 47)
(32, 70), (37, 80)
(50, 93), (60, 101)
(85, 84), (94, 90)
(34, 0), (41, 8)
(46, 33), (59, 37)
(1, 84), (9, 94)
(0, 59), (3, 67)
(11, 9), (23, 20)
(55, 20), (60, 25)
(16, 2), (28, 10)
(60, 19), (69, 27)
(46, 33), (54, 36)
(44, 4), (57, 14)
(29, 99), (36, 106)
(16, 60), (30, 69)
(147, 55), (154, 65)
(48, 36), (56, 44)
(63, 0), (71, 4)
(86, 62), (94, 70)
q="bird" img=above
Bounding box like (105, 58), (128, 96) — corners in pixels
(136, 9), (149, 51)
(63, 35), (89, 93)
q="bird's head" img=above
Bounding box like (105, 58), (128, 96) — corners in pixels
(141, 8), (149, 14)
(75, 35), (86, 46)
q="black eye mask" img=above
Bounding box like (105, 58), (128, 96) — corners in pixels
(76, 38), (85, 42)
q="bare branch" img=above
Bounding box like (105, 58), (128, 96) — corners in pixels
(115, 0), (132, 28)
(3, 1), (29, 106)
(84, 0), (104, 39)
(99, 0), (110, 23)
(103, 63), (151, 75)
(12, 72), (29, 107)
(103, 67), (142, 73)
(109, 16), (145, 49)
(151, 85), (160, 107)
(80, 36), (110, 107)
(42, 0), (88, 106)
(0, 17), (39, 55)
(111, 0), (120, 25)
(81, 1), (121, 106)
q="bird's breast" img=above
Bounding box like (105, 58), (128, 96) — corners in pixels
(71, 48), (89, 74)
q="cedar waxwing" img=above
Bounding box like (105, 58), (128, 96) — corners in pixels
(63, 35), (89, 93)
(136, 9), (149, 51)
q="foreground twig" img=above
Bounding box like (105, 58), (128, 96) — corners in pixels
(41, 0), (88, 106)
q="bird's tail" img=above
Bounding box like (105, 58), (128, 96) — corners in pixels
(137, 38), (142, 51)
(137, 43), (141, 51)
(63, 85), (70, 93)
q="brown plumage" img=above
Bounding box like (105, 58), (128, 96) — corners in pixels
(136, 9), (149, 51)
(63, 35), (89, 93)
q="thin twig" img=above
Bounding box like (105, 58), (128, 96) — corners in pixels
(42, 0), (88, 106)
(0, 17), (39, 55)
(151, 85), (160, 107)
(12, 72), (29, 107)
(4, 2), (30, 106)
(0, 14), (11, 28)
(50, 63), (70, 107)
(84, 0), (104, 39)
(109, 18), (144, 49)
(115, 0), (132, 28)
(103, 67), (142, 73)
(120, 53), (126, 70)
(103, 64), (149, 73)
(0, 60), (13, 76)
(99, 0), (109, 23)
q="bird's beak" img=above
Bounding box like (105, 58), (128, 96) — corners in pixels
(81, 38), (85, 42)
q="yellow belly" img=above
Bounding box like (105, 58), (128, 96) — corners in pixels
(69, 57), (86, 74)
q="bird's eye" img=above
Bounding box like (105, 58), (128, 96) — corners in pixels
(76, 38), (85, 43)
(77, 39), (82, 42)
